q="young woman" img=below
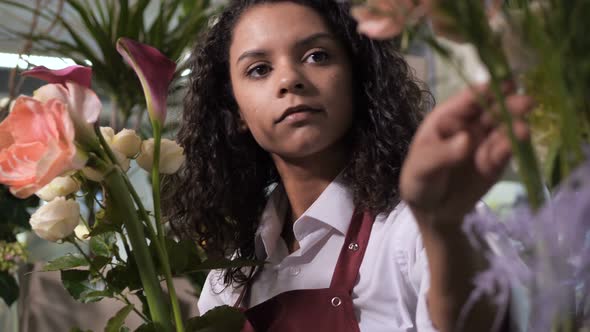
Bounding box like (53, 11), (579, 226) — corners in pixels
(163, 0), (532, 330)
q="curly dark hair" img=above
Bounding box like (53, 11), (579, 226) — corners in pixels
(163, 0), (430, 287)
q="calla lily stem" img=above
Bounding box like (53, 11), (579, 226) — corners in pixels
(103, 168), (173, 331)
(96, 128), (173, 331)
(151, 121), (185, 332)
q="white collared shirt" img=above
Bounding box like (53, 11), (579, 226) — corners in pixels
(198, 176), (437, 331)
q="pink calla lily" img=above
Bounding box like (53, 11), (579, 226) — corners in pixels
(23, 65), (92, 89)
(116, 38), (176, 124)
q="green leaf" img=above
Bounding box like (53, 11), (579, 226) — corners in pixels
(90, 232), (117, 257)
(61, 270), (111, 303)
(134, 323), (157, 332)
(0, 271), (19, 306)
(43, 254), (89, 271)
(90, 256), (112, 271)
(105, 304), (134, 332)
(69, 328), (93, 332)
(89, 219), (121, 237)
(186, 306), (246, 332)
(106, 264), (142, 293)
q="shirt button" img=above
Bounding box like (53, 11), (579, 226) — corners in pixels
(348, 242), (359, 251)
(288, 266), (301, 276)
(331, 297), (342, 307)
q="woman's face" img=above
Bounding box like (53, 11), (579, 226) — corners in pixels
(229, 2), (354, 160)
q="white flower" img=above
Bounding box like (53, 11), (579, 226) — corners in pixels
(29, 197), (80, 242)
(74, 224), (90, 240)
(112, 149), (131, 172)
(100, 126), (115, 144)
(35, 176), (80, 201)
(136, 138), (185, 174)
(111, 128), (141, 158)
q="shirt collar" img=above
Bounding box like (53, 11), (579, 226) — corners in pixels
(254, 173), (355, 260)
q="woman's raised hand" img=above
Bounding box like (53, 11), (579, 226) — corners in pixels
(400, 83), (535, 225)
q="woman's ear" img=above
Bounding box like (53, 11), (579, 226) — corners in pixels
(237, 114), (249, 132)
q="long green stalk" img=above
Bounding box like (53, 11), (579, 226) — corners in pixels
(103, 167), (173, 331)
(97, 125), (183, 331)
(151, 121), (185, 332)
(489, 73), (545, 210)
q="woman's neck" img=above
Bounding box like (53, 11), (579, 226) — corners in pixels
(272, 143), (349, 224)
(272, 144), (348, 254)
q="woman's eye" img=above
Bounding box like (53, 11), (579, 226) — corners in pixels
(247, 64), (271, 78)
(304, 51), (329, 64)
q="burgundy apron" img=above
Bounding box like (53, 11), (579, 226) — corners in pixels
(236, 210), (376, 332)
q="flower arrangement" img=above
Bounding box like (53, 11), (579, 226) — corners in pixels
(0, 38), (258, 331)
(352, 0), (590, 331)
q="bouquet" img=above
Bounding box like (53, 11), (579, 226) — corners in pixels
(0, 38), (257, 332)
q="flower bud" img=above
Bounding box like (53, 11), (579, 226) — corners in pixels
(74, 224), (90, 240)
(112, 149), (131, 172)
(137, 138), (185, 174)
(112, 129), (141, 158)
(35, 176), (80, 201)
(29, 197), (80, 242)
(100, 126), (115, 144)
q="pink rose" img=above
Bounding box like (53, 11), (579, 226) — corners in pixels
(0, 97), (86, 198)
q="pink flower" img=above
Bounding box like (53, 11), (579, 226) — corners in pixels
(351, 0), (433, 39)
(23, 65), (92, 89)
(0, 97), (86, 198)
(116, 38), (176, 124)
(22, 66), (101, 148)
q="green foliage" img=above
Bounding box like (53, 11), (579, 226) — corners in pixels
(0, 270), (19, 306)
(186, 306), (246, 332)
(515, 0), (590, 187)
(106, 263), (142, 293)
(0, 184), (38, 242)
(43, 253), (89, 271)
(105, 304), (134, 332)
(61, 269), (112, 303)
(134, 323), (157, 332)
(90, 232), (118, 257)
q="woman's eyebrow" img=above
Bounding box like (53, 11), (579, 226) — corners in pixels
(294, 32), (336, 49)
(236, 32), (336, 65)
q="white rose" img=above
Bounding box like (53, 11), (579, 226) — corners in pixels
(29, 197), (80, 242)
(100, 126), (115, 144)
(136, 138), (185, 174)
(112, 129), (142, 158)
(35, 176), (80, 201)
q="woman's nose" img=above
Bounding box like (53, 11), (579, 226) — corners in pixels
(276, 65), (306, 97)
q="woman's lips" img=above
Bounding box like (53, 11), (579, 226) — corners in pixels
(276, 105), (322, 124)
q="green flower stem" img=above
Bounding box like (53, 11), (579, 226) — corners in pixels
(151, 121), (185, 332)
(96, 124), (182, 331)
(103, 168), (173, 331)
(70, 239), (149, 322)
(488, 72), (545, 210)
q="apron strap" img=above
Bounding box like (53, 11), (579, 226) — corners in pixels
(329, 210), (375, 291)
